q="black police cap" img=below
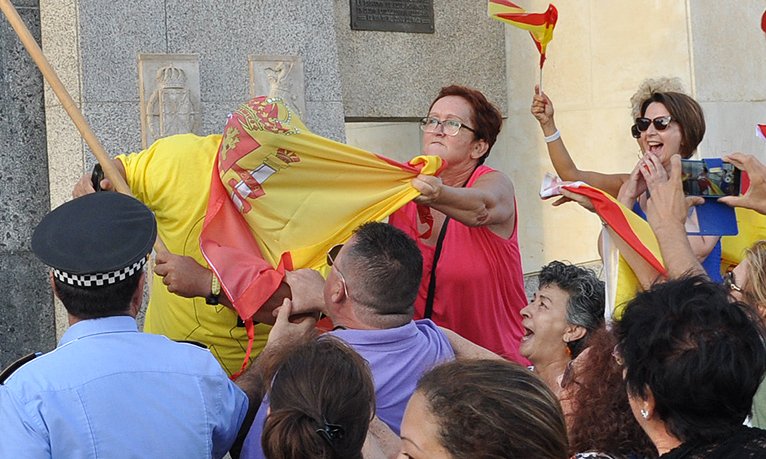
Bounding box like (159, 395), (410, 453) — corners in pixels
(31, 192), (157, 288)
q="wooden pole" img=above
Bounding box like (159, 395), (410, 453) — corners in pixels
(0, 0), (168, 253)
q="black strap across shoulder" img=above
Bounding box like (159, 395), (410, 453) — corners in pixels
(0, 352), (42, 384)
(423, 216), (450, 319)
(422, 166), (478, 319)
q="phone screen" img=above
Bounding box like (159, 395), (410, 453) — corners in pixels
(681, 159), (740, 197)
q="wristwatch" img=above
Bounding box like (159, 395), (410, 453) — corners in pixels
(206, 273), (221, 305)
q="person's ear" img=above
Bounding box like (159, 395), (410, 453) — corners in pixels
(642, 387), (657, 420)
(563, 324), (587, 344)
(470, 139), (489, 160)
(49, 271), (58, 296)
(129, 272), (146, 316)
(329, 278), (346, 305)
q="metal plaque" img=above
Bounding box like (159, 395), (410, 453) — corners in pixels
(350, 0), (434, 34)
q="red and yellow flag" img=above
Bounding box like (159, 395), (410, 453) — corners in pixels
(489, 0), (558, 68)
(561, 184), (666, 319)
(199, 97), (443, 374)
(562, 184), (766, 317)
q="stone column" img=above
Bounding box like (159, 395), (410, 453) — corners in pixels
(0, 0), (54, 368)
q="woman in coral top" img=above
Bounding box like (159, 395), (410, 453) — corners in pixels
(389, 85), (527, 363)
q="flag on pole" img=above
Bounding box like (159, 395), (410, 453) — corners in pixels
(199, 96), (443, 375)
(489, 0), (558, 68)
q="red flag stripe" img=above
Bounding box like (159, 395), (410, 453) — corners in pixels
(496, 12), (552, 26)
(563, 185), (667, 275)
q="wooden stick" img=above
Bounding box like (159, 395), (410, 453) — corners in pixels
(0, 0), (168, 253)
(0, 0), (130, 195)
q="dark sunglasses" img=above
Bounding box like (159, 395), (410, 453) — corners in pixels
(723, 270), (742, 293)
(635, 115), (673, 132)
(630, 124), (640, 139)
(326, 244), (343, 266)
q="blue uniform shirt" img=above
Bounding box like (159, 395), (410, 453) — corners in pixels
(0, 316), (248, 458)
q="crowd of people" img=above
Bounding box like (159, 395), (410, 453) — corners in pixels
(3, 64), (766, 458)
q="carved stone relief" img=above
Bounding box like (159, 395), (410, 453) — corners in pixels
(249, 55), (305, 117)
(138, 54), (201, 148)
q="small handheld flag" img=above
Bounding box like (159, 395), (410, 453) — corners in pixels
(489, 0), (558, 72)
(757, 124), (766, 141)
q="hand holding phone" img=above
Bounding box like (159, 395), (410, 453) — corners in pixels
(681, 159), (741, 197)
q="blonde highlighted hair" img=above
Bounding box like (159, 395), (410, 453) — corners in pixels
(743, 240), (766, 318)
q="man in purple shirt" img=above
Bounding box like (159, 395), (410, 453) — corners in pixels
(241, 222), (455, 457)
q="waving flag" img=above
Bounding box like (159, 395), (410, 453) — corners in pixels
(200, 97), (443, 375)
(489, 0), (558, 68)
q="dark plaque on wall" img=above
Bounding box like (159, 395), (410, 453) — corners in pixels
(350, 0), (435, 34)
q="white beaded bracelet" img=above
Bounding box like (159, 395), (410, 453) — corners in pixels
(544, 129), (561, 143)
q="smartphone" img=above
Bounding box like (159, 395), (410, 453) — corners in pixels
(681, 159), (740, 197)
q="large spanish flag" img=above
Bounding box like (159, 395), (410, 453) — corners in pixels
(199, 97), (443, 374)
(489, 0), (558, 68)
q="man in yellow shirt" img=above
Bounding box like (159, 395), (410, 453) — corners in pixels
(73, 133), (287, 375)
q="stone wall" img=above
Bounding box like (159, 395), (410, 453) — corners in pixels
(0, 0), (54, 369)
(334, 0), (508, 118)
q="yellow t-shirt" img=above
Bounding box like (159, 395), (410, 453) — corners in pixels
(118, 133), (270, 375)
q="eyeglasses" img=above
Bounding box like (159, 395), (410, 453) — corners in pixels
(630, 123), (641, 139)
(419, 116), (476, 136)
(326, 244), (350, 298)
(635, 115), (673, 133)
(612, 344), (624, 367)
(724, 271), (742, 293)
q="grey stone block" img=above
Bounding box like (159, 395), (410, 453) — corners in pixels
(82, 101), (143, 161)
(165, 0), (343, 111)
(200, 100), (240, 138)
(39, 0), (80, 109)
(0, 251), (55, 370)
(305, 101), (346, 143)
(334, 0), (507, 118)
(9, 0), (40, 8)
(78, 0), (166, 102)
(0, 4), (49, 252)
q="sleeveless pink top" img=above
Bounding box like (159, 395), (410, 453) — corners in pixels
(389, 165), (528, 363)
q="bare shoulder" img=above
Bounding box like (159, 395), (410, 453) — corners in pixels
(473, 169), (515, 199)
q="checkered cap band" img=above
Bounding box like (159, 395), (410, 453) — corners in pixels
(53, 257), (147, 287)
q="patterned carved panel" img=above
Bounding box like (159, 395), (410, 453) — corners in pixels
(248, 55), (306, 118)
(138, 54), (201, 148)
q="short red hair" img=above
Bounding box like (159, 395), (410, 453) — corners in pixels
(429, 85), (503, 164)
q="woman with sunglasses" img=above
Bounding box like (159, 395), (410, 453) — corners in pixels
(389, 85), (528, 363)
(531, 86), (722, 283)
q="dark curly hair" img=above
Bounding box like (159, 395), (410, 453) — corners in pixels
(615, 276), (766, 444)
(565, 327), (657, 458)
(538, 261), (605, 358)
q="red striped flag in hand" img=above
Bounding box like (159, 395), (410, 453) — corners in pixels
(489, 0), (558, 68)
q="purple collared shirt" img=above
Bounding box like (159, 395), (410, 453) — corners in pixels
(241, 319), (454, 458)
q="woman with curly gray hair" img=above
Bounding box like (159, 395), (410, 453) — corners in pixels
(520, 260), (605, 396)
